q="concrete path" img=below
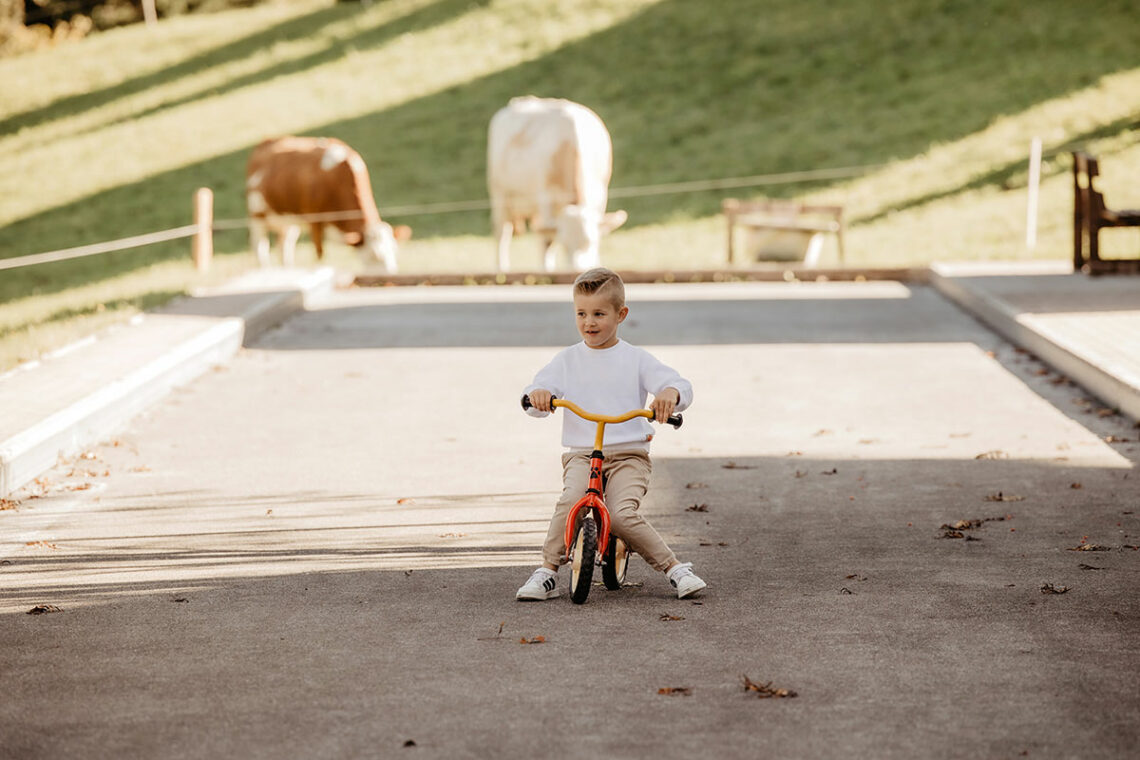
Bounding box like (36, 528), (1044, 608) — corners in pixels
(2, 276), (1138, 759)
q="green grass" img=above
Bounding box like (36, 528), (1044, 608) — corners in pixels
(2, 0), (1139, 370)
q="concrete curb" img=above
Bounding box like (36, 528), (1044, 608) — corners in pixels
(929, 266), (1140, 421)
(0, 268), (334, 498)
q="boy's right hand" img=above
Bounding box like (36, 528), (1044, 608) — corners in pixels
(527, 389), (554, 413)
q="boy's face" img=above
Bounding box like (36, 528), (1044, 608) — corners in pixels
(574, 290), (628, 349)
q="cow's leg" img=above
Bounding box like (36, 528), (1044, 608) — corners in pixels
(281, 225), (301, 267)
(309, 223), (326, 261)
(497, 222), (514, 272)
(250, 218), (271, 267)
(541, 233), (558, 272)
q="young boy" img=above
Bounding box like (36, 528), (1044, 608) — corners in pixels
(517, 267), (707, 601)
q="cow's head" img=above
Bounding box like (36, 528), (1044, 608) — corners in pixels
(362, 222), (413, 274)
(555, 206), (628, 270)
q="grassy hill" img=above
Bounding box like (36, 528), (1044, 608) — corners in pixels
(1, 0), (1139, 367)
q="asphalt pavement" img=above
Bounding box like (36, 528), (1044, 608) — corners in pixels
(1, 265), (1138, 759)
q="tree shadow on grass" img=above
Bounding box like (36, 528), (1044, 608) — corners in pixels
(31, 0), (493, 146)
(4, 0), (1140, 299)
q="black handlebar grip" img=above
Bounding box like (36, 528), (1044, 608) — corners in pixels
(521, 394), (558, 412)
(666, 414), (683, 428)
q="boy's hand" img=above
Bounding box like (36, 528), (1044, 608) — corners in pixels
(651, 387), (680, 423)
(528, 389), (554, 413)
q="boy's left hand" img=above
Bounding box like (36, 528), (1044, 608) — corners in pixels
(650, 387), (680, 423)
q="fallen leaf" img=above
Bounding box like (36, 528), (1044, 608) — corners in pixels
(685, 482), (707, 489)
(657, 687), (692, 697)
(519, 636), (546, 645)
(397, 498), (415, 505)
(984, 492), (1024, 502)
(812, 429), (833, 437)
(742, 675), (798, 698)
(1067, 544), (1108, 552)
(403, 740), (417, 747)
(24, 541), (59, 550)
(26, 605), (61, 615)
(659, 613), (685, 622)
(1070, 482), (1083, 490)
(975, 450), (1009, 460)
(722, 461), (756, 470)
(820, 468), (838, 475)
(1040, 583), (1069, 594)
(1097, 408), (1117, 418)
(686, 503), (709, 513)
(1077, 564), (1102, 571)
(79, 452), (97, 460)
(0, 498), (18, 511)
(1105, 435), (1132, 443)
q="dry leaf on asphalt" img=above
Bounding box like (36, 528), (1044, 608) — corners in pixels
(519, 636), (546, 645)
(1070, 482), (1083, 489)
(1067, 543), (1108, 552)
(686, 503), (709, 512)
(1040, 583), (1069, 594)
(657, 687), (692, 697)
(742, 675), (798, 698)
(722, 461), (756, 470)
(659, 613), (685, 622)
(26, 605), (61, 615)
(1077, 564), (1102, 571)
(984, 492), (1024, 502)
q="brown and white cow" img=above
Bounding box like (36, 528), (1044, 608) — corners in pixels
(246, 136), (410, 272)
(487, 97), (627, 272)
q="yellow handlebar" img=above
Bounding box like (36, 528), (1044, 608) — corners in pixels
(552, 399), (654, 450)
(551, 398), (655, 425)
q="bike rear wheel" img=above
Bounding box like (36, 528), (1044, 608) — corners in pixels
(569, 515), (597, 604)
(601, 535), (630, 590)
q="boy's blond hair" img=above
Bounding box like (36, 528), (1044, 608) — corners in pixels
(572, 267), (625, 308)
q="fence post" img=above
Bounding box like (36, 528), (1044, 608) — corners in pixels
(192, 187), (213, 272)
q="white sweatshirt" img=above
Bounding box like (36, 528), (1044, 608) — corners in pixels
(523, 339), (693, 451)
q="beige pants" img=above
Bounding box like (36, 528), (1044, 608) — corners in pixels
(542, 450), (678, 572)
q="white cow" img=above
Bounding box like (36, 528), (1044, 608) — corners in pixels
(487, 97), (628, 272)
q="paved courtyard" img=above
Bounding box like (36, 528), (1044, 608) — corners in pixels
(2, 281), (1137, 759)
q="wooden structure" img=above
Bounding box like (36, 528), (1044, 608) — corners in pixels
(723, 198), (844, 266)
(1072, 151), (1140, 274)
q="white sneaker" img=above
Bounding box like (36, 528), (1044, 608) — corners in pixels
(516, 568), (559, 601)
(667, 562), (707, 599)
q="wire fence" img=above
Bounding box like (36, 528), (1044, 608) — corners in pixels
(0, 163), (883, 272)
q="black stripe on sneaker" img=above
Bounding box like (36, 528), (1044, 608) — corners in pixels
(543, 578), (556, 591)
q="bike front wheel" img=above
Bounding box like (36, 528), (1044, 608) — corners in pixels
(569, 515), (598, 604)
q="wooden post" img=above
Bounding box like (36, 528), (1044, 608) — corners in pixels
(142, 0), (157, 27)
(192, 187), (213, 272)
